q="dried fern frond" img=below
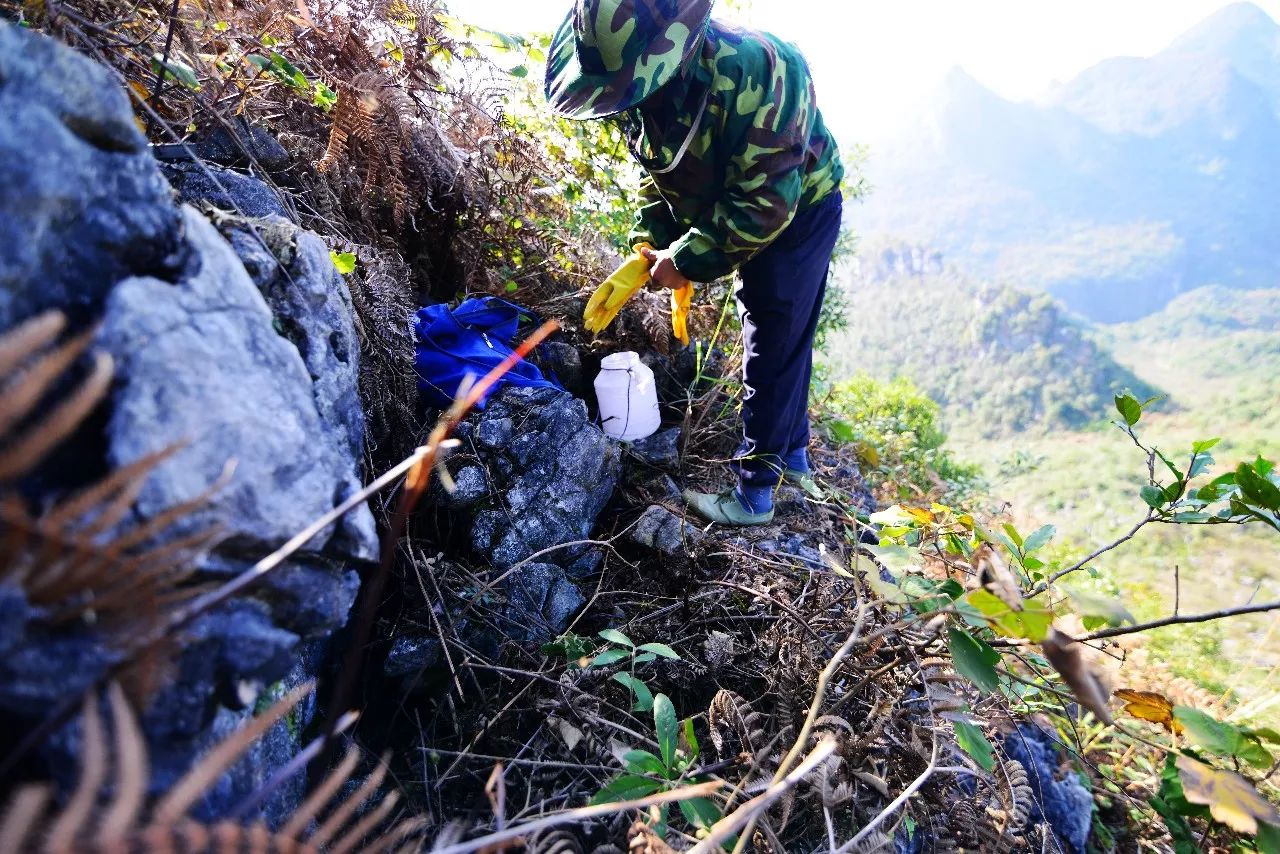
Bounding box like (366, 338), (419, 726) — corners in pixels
(0, 311), (223, 700)
(0, 682), (422, 853)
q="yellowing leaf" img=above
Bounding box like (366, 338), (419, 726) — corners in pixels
(1175, 754), (1280, 834)
(329, 251), (357, 275)
(904, 506), (935, 525)
(1114, 689), (1182, 733)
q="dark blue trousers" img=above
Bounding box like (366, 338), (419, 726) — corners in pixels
(734, 191), (844, 489)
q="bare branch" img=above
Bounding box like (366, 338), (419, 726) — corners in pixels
(1079, 600), (1280, 643)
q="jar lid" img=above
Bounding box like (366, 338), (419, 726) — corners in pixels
(600, 351), (641, 370)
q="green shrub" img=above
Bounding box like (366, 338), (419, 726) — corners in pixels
(820, 374), (982, 500)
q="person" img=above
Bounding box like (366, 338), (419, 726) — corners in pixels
(545, 0), (844, 526)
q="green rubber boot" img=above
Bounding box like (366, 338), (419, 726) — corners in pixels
(683, 489), (775, 527)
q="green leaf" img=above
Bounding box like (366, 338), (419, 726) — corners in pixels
(636, 642), (681, 660)
(1002, 522), (1024, 549)
(598, 629), (633, 647)
(612, 672), (654, 712)
(508, 64), (530, 78)
(954, 720), (996, 771)
(589, 649), (630, 668)
(1193, 438), (1222, 454)
(621, 749), (665, 776)
(150, 55), (202, 91)
(1188, 453), (1215, 479)
(679, 796), (721, 830)
(1140, 485), (1167, 509)
(1174, 707), (1238, 755)
(1115, 392), (1143, 426)
(654, 694), (678, 769)
(1156, 449), (1184, 483)
(827, 419), (857, 444)
(1151, 793), (1201, 854)
(1237, 462), (1280, 511)
(503, 279), (519, 293)
(1173, 707), (1272, 768)
(329, 251), (357, 275)
(1158, 752), (1210, 820)
(865, 544), (920, 577)
(682, 717), (700, 761)
(1258, 822), (1280, 854)
(632, 653), (657, 664)
(964, 589), (1052, 642)
(1067, 589), (1136, 627)
(590, 774), (663, 805)
(1022, 524), (1056, 554)
(948, 627), (1002, 694)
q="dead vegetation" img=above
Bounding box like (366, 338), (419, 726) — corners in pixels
(5, 1), (1276, 852)
(0, 682), (424, 853)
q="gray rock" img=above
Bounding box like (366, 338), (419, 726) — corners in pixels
(163, 161), (291, 219)
(97, 206), (376, 560)
(629, 505), (702, 555)
(502, 562), (585, 642)
(149, 656), (320, 828)
(155, 119), (290, 172)
(0, 630), (117, 718)
(384, 635), (443, 678)
(0, 25), (374, 828)
(1003, 724), (1094, 854)
(466, 386), (621, 570)
(534, 341), (587, 399)
(0, 21), (185, 328)
(447, 465), (490, 506)
(629, 427), (682, 469)
(222, 215), (375, 558)
(199, 554), (361, 640)
(476, 417), (515, 450)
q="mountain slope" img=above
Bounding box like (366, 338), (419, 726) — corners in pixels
(824, 243), (1156, 438)
(850, 2), (1280, 322)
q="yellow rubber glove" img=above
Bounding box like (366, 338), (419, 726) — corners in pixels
(671, 281), (693, 347)
(583, 243), (654, 335)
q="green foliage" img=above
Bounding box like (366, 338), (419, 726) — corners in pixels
(953, 720), (996, 771)
(329, 251), (357, 275)
(947, 626), (1002, 694)
(591, 693), (719, 836)
(820, 374), (981, 500)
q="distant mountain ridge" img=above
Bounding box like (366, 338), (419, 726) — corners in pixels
(825, 242), (1157, 438)
(850, 2), (1280, 322)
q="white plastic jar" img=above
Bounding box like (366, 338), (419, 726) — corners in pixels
(594, 351), (661, 442)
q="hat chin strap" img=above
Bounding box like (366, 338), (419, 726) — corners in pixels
(647, 91), (708, 175)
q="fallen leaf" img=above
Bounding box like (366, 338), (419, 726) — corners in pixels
(1042, 629), (1112, 724)
(555, 717), (583, 752)
(1115, 689), (1182, 733)
(1176, 754), (1280, 834)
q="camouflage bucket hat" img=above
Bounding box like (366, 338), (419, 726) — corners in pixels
(544, 0), (714, 120)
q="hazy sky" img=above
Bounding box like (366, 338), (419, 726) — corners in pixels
(447, 0), (1280, 142)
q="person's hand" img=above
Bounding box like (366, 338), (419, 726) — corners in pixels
(639, 245), (692, 291)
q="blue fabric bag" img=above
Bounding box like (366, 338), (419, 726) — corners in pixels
(413, 297), (562, 409)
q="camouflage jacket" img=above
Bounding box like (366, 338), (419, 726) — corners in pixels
(625, 21), (843, 283)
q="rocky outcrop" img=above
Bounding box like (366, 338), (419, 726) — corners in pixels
(0, 20), (374, 824)
(0, 21), (185, 329)
(460, 385), (621, 572)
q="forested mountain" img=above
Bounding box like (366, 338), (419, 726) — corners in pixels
(824, 243), (1156, 437)
(849, 2), (1280, 322)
